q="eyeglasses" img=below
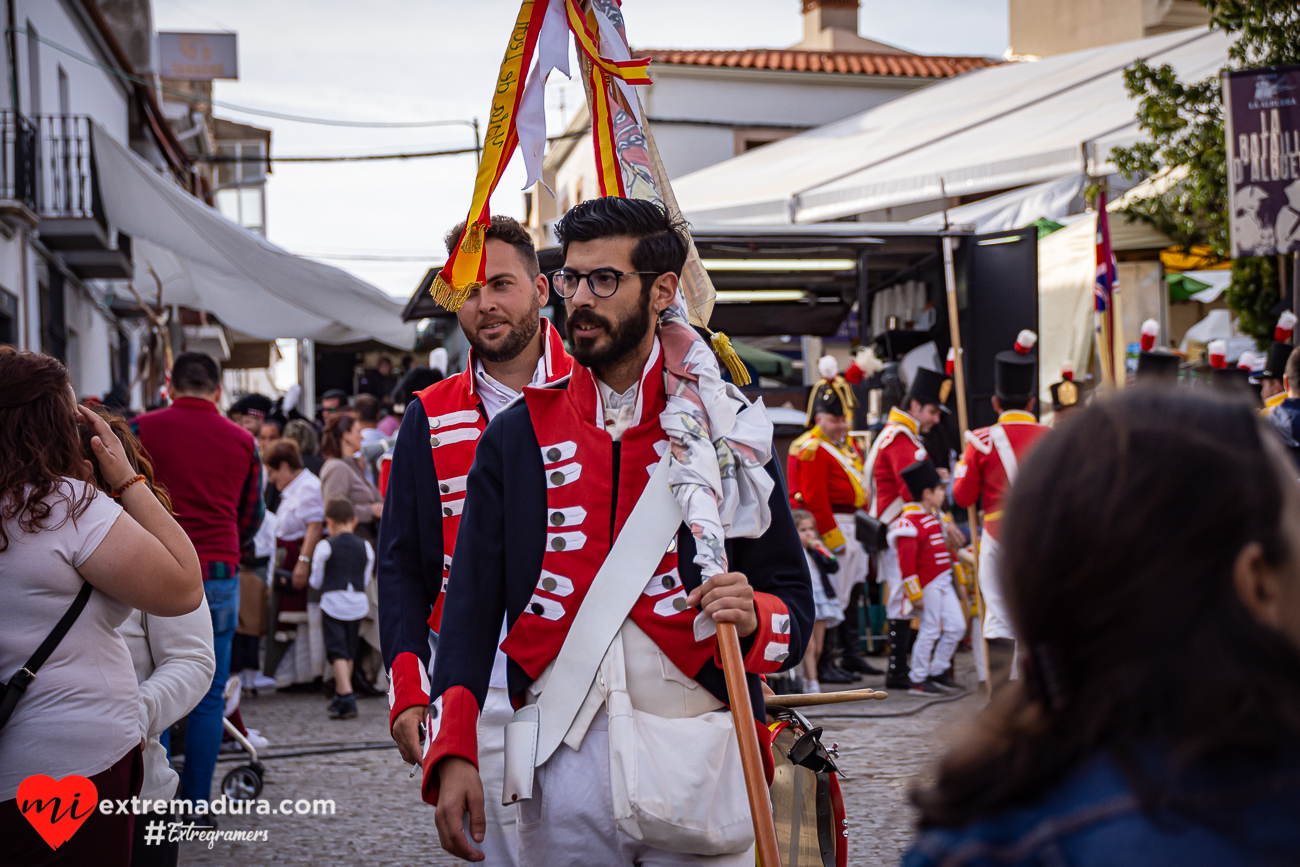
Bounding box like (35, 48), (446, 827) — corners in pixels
(548, 267), (661, 299)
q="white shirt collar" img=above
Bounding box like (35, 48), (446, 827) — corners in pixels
(594, 338), (660, 442)
(474, 353), (550, 422)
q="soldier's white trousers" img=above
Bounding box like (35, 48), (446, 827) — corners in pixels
(832, 513), (869, 608)
(909, 573), (964, 683)
(515, 711), (754, 867)
(978, 535), (1016, 641)
(880, 548), (911, 620)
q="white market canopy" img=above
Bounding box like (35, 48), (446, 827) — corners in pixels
(91, 125), (413, 348)
(672, 27), (1230, 226)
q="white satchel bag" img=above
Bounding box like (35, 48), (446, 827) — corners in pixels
(604, 630), (754, 855)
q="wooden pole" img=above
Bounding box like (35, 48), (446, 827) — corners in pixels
(716, 621), (781, 867)
(941, 235), (993, 699)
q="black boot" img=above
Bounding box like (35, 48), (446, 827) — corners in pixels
(818, 628), (855, 683)
(987, 638), (1016, 697)
(838, 618), (883, 675)
(885, 619), (911, 689)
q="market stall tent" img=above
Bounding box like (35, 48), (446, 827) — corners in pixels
(91, 124), (412, 349)
(672, 27), (1230, 226)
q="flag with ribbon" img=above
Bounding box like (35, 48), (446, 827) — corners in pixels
(1094, 190), (1122, 386)
(437, 0), (773, 586)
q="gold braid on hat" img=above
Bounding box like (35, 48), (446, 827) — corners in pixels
(805, 375), (858, 427)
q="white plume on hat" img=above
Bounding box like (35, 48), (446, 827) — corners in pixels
(1013, 330), (1037, 354)
(817, 355), (839, 380)
(429, 347), (449, 376)
(853, 346), (884, 378)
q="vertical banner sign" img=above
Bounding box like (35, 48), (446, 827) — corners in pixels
(1223, 64), (1300, 258)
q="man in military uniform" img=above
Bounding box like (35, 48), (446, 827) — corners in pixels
(863, 365), (951, 689)
(952, 331), (1051, 694)
(788, 357), (878, 681)
(378, 215), (572, 866)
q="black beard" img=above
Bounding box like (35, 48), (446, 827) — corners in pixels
(568, 286), (653, 372)
(468, 299), (540, 363)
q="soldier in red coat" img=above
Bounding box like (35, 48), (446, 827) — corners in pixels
(952, 330), (1050, 694)
(377, 215), (572, 866)
(864, 365), (952, 688)
(787, 357), (879, 682)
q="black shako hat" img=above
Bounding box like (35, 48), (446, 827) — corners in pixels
(810, 381), (848, 418)
(1049, 378), (1080, 412)
(994, 329), (1038, 401)
(1136, 351), (1180, 382)
(1260, 341), (1294, 381)
(902, 458), (944, 501)
(905, 366), (952, 413)
(229, 393), (273, 418)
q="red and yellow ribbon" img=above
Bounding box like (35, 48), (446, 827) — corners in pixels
(565, 0), (652, 198)
(432, 0), (550, 312)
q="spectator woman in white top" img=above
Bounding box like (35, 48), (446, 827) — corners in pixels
(262, 439), (326, 687)
(80, 406), (216, 867)
(0, 348), (202, 867)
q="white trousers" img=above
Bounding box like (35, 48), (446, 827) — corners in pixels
(460, 687), (519, 866)
(832, 514), (869, 608)
(516, 712), (754, 867)
(978, 535), (1016, 641)
(908, 573), (964, 683)
(879, 548), (911, 619)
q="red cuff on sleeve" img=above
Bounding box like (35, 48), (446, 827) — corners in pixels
(388, 651), (431, 732)
(737, 592), (793, 675)
(421, 686), (481, 806)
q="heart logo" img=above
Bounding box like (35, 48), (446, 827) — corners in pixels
(17, 775), (99, 851)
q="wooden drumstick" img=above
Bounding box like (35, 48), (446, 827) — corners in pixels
(764, 689), (889, 709)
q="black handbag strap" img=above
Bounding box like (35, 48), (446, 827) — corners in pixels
(0, 581), (94, 726)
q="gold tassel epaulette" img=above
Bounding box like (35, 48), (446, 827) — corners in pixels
(709, 330), (751, 386)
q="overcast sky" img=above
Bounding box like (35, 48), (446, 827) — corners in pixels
(152, 0), (1009, 300)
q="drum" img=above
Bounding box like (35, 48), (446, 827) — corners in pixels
(767, 707), (847, 867)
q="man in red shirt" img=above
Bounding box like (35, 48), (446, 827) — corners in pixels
(953, 331), (1050, 693)
(864, 366), (951, 688)
(133, 352), (264, 810)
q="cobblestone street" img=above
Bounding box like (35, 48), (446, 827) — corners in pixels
(184, 652), (982, 866)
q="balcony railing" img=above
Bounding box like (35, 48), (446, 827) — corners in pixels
(32, 114), (98, 221)
(0, 110), (38, 211)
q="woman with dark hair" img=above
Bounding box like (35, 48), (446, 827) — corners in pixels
(0, 348), (203, 866)
(319, 414), (382, 544)
(905, 389), (1300, 866)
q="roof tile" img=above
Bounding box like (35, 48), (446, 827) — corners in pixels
(633, 48), (996, 78)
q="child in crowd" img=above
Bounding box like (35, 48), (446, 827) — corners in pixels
(309, 499), (374, 720)
(794, 509), (844, 694)
(890, 459), (964, 696)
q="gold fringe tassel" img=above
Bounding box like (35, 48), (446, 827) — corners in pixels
(709, 330), (751, 387)
(429, 272), (479, 313)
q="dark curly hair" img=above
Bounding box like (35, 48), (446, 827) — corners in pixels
(445, 214), (539, 279)
(0, 347), (96, 551)
(554, 197), (689, 294)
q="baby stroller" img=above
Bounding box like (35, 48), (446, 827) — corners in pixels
(219, 674), (266, 800)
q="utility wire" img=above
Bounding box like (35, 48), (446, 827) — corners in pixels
(9, 27), (476, 129)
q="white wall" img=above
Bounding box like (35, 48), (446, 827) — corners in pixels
(7, 0), (132, 139)
(0, 0), (132, 399)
